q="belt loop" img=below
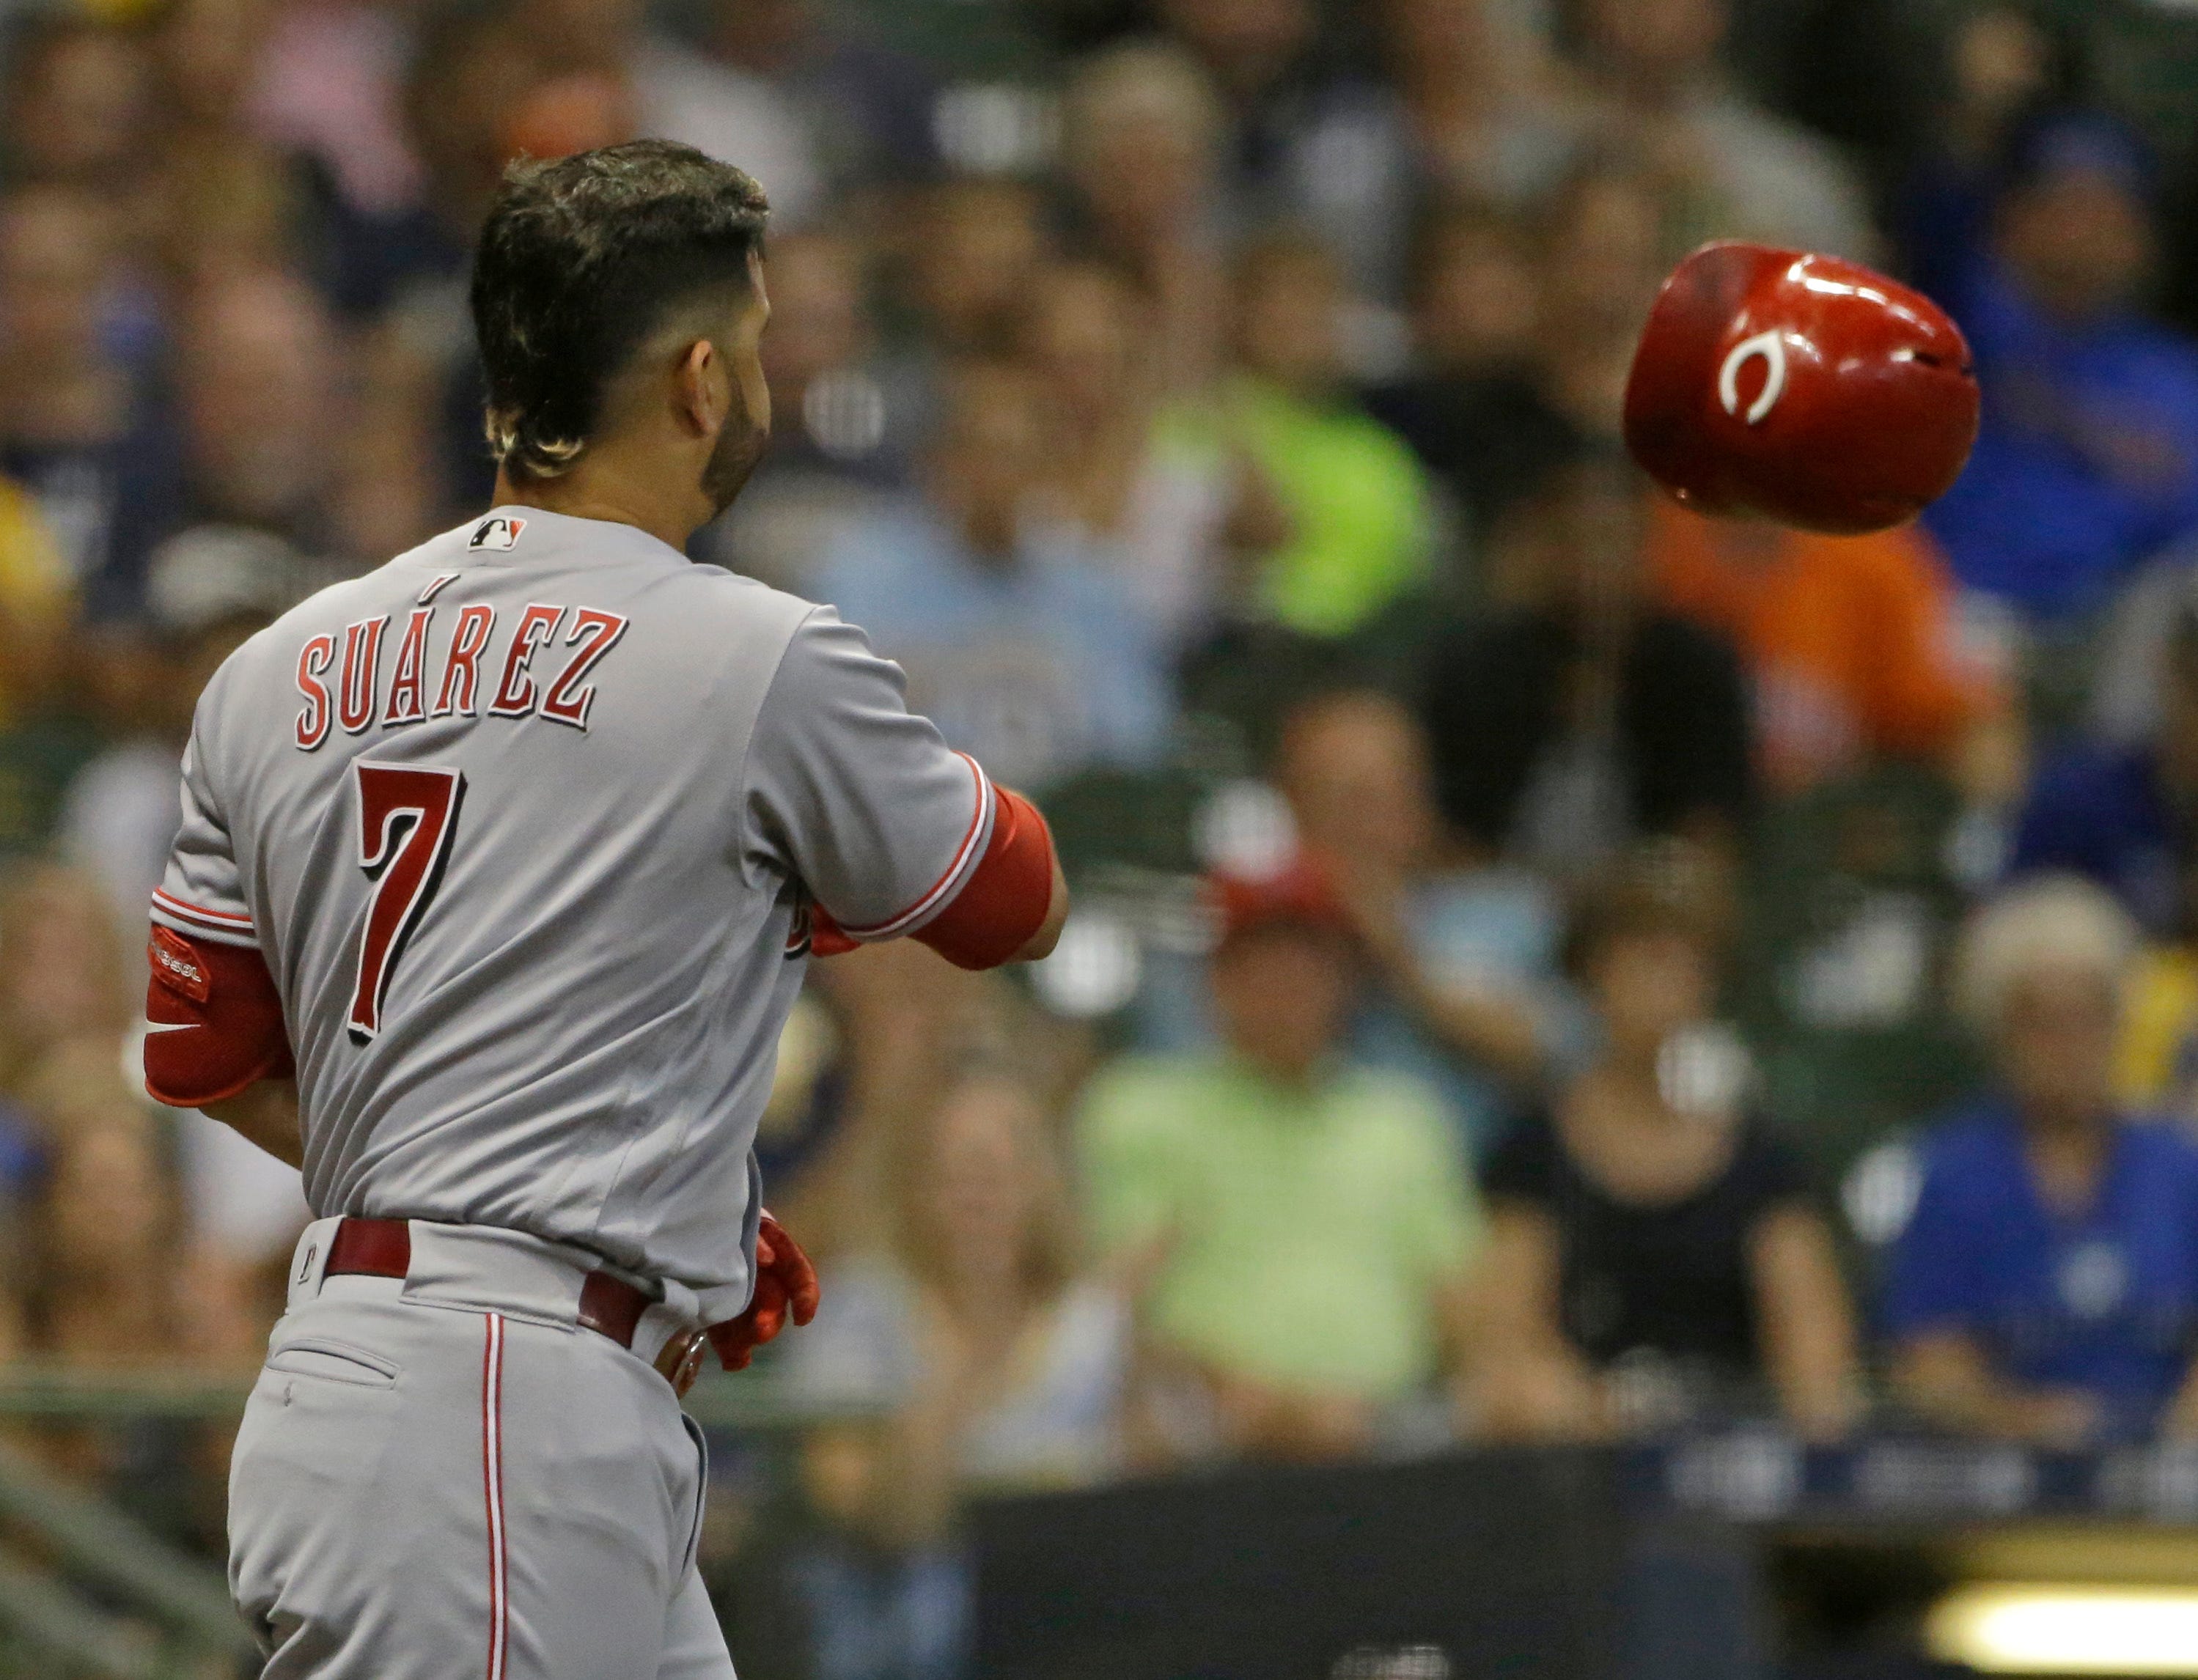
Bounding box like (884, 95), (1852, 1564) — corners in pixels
(287, 1217), (344, 1311)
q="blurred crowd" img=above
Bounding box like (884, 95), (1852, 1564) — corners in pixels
(12, 0), (2198, 1670)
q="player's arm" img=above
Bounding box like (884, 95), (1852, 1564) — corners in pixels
(897, 778), (1066, 968)
(1021, 844), (1068, 960)
(200, 1080), (304, 1170)
(144, 922), (300, 1147)
(142, 715), (301, 1162)
(749, 609), (1067, 972)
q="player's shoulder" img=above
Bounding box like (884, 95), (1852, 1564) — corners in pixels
(664, 557), (823, 642)
(218, 523), (828, 680)
(205, 533), (450, 679)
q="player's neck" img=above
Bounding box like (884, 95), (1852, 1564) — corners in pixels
(491, 458), (705, 557)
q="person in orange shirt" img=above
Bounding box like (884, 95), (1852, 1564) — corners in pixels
(1644, 499), (2023, 801)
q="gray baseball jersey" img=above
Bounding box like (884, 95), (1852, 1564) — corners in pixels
(152, 506), (993, 1320)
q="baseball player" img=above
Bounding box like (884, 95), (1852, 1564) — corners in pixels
(140, 140), (1066, 1679)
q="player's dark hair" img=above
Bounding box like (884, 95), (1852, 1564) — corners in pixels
(471, 140), (769, 481)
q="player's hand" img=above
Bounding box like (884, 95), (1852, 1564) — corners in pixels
(707, 1212), (821, 1371)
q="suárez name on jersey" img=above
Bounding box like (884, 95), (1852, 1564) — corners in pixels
(293, 591), (631, 751)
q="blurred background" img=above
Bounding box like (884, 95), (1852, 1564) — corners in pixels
(11, 0), (2198, 1675)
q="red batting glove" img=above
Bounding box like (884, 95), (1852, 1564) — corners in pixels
(708, 1212), (821, 1371)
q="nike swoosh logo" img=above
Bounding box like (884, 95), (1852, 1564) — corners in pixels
(143, 1021), (195, 1034)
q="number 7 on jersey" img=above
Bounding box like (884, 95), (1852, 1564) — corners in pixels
(350, 763), (465, 1043)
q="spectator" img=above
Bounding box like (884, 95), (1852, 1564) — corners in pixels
(780, 1064), (1126, 1679)
(1885, 877), (2198, 1444)
(2008, 592), (2198, 940)
(700, 229), (904, 594)
(1021, 259), (1282, 647)
(0, 185), (184, 622)
(900, 177), (1051, 366)
(1361, 205), (1579, 540)
(1420, 449), (1753, 874)
(1375, 0), (1583, 207)
(1470, 850), (1861, 1440)
(485, 0), (820, 221)
(812, 361), (1169, 791)
(2021, 595), (2198, 1123)
(1565, 0), (1875, 260)
(1059, 42), (1229, 391)
(697, 0), (941, 202)
(0, 472), (73, 725)
(1532, 153), (1677, 446)
(21, 1051), (183, 1370)
(1647, 497), (2019, 802)
(1923, 114), (2198, 622)
(1332, 0), (1584, 298)
(246, 0), (422, 229)
(2088, 537), (2198, 751)
(144, 0), (327, 290)
(176, 268), (357, 559)
(1150, 0), (1324, 209)
(247, 0), (501, 320)
(60, 525), (301, 941)
(1, 14), (152, 197)
(341, 1), (547, 548)
(1226, 232), (1438, 639)
(625, 10), (823, 224)
(757, 230), (903, 485)
(1889, 4), (2078, 307)
(1279, 688), (1571, 1156)
(0, 864), (133, 1097)
(791, 1065), (1127, 1522)
(1078, 857), (1482, 1462)
(401, 0), (540, 265)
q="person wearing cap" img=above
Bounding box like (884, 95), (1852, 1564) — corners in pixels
(1076, 853), (1482, 1462)
(1921, 111), (2198, 622)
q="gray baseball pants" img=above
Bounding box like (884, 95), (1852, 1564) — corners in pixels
(229, 1218), (736, 1679)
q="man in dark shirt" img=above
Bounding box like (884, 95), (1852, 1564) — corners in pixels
(1361, 205), (1578, 539)
(1418, 446), (1754, 874)
(0, 185), (183, 622)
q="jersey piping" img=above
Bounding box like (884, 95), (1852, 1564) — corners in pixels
(150, 888), (261, 950)
(837, 754), (995, 940)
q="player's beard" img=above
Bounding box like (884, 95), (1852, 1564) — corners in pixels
(700, 414), (768, 520)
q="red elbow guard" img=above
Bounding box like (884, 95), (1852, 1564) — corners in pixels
(914, 785), (1056, 970)
(144, 926), (295, 1108)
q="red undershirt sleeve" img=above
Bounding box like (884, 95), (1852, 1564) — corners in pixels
(144, 925), (296, 1108)
(910, 785), (1056, 970)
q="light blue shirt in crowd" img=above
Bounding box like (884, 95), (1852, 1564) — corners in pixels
(812, 500), (1172, 792)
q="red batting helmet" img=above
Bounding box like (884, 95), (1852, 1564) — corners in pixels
(1623, 242), (1980, 536)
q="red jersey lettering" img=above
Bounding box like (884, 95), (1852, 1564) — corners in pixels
(539, 609), (629, 731)
(386, 608), (435, 726)
(432, 604), (496, 718)
(295, 633), (335, 751)
(488, 605), (564, 718)
(339, 616), (388, 734)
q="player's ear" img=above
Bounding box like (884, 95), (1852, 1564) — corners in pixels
(672, 338), (721, 439)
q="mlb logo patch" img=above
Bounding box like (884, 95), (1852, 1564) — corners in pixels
(470, 515), (526, 551)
